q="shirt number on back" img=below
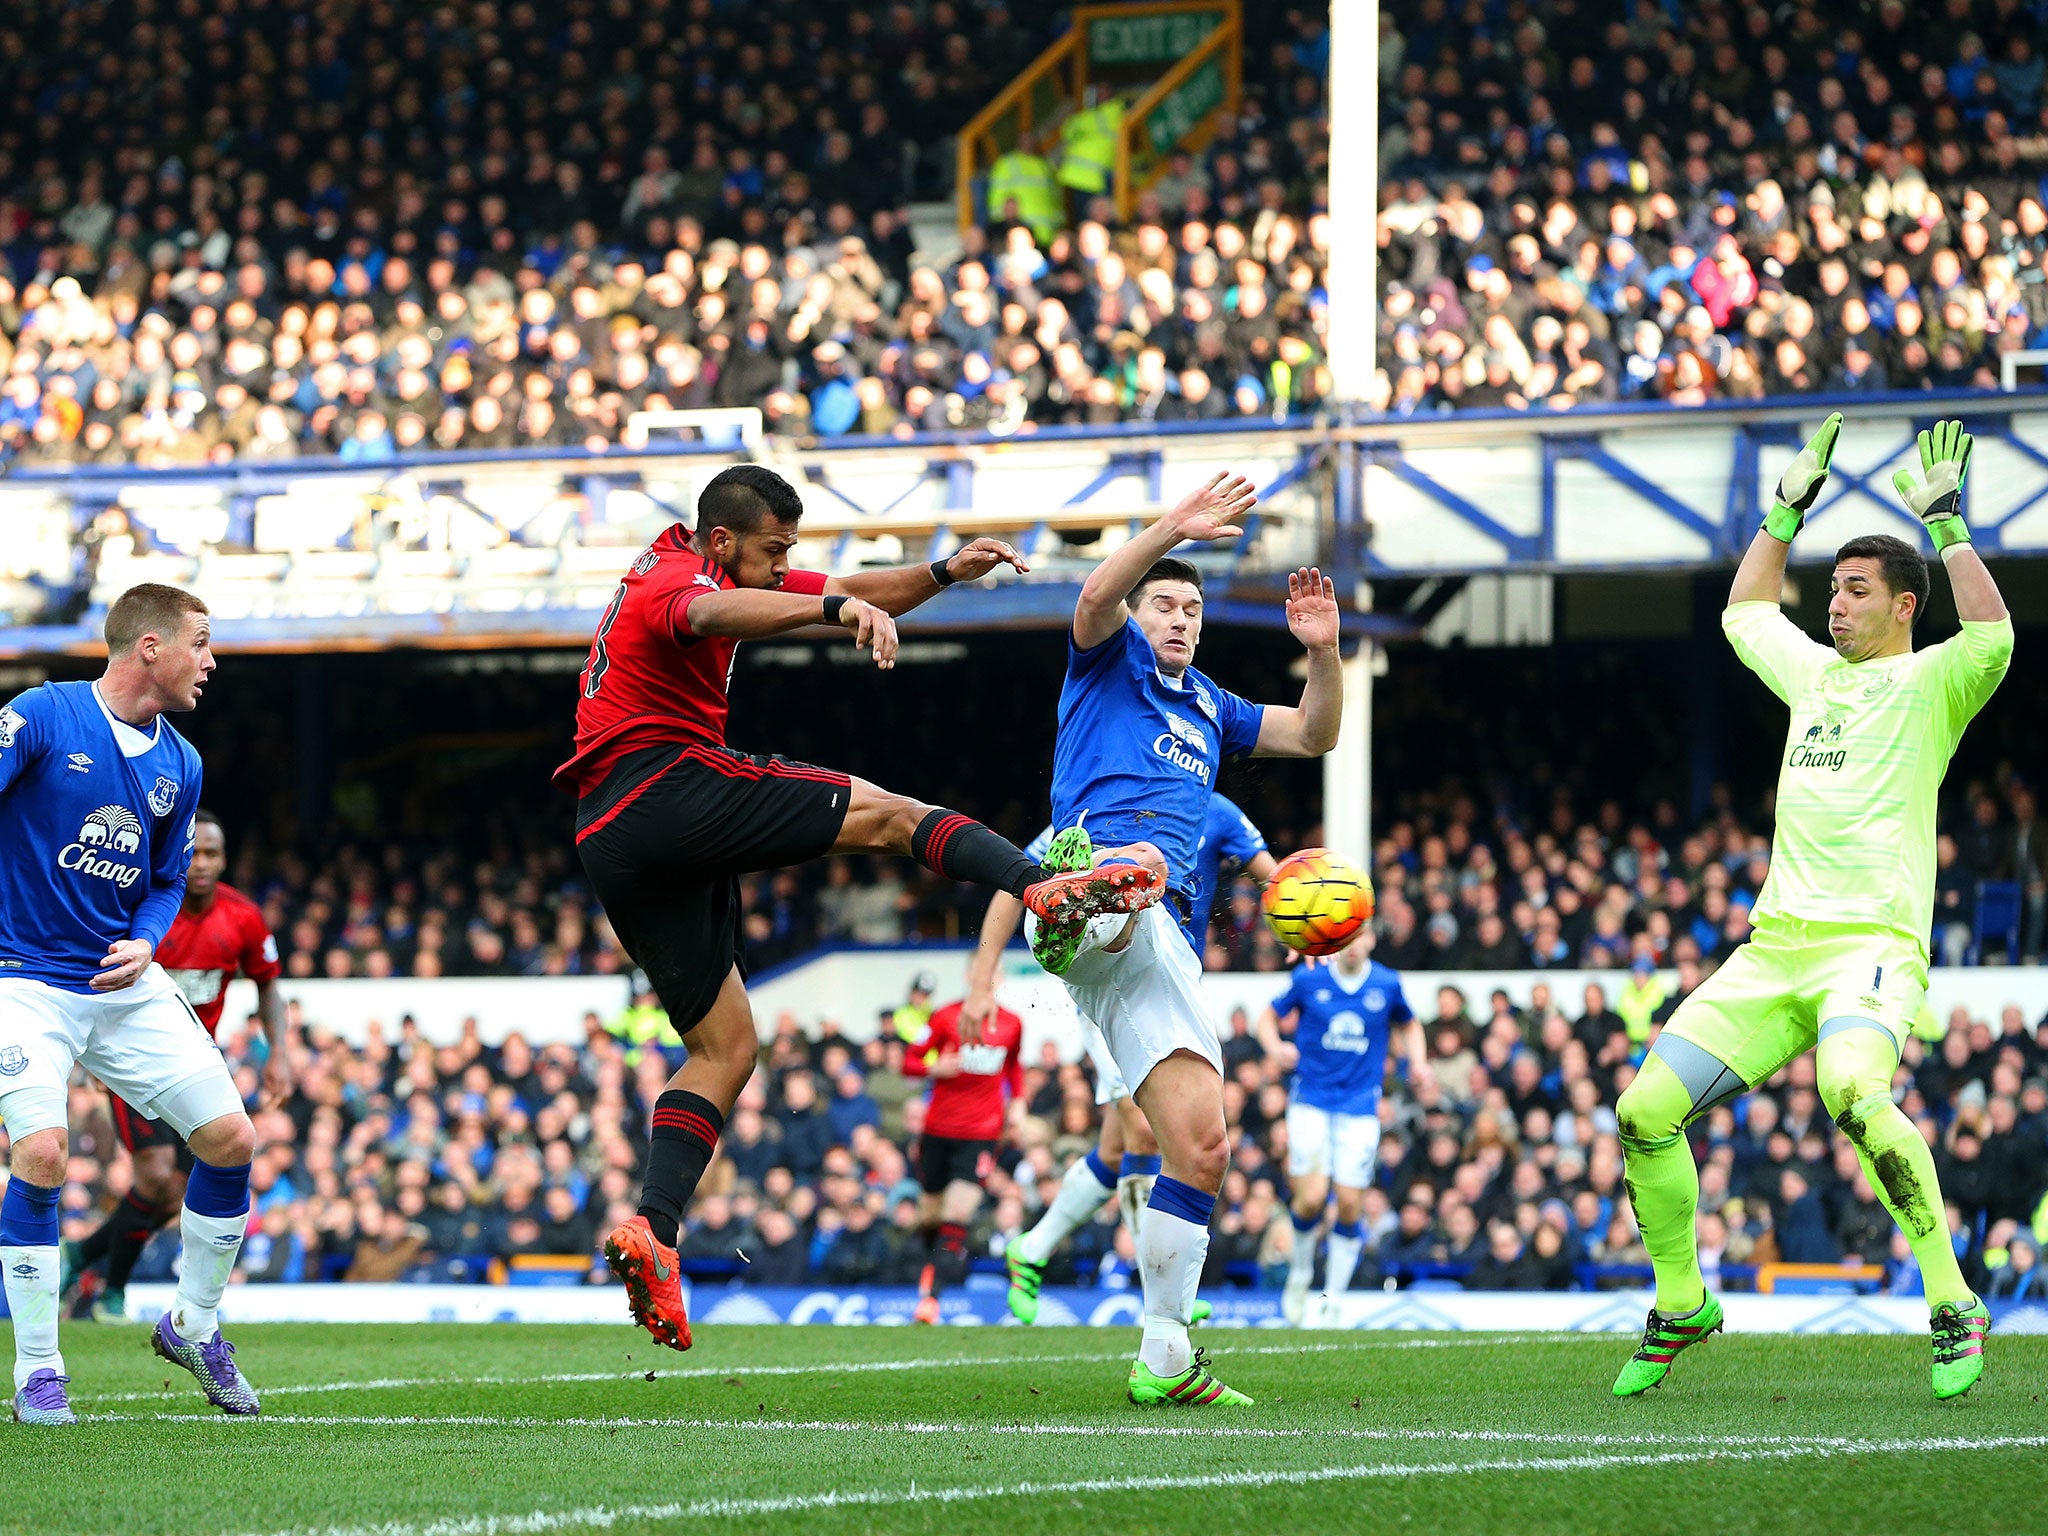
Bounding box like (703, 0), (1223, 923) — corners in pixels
(584, 585), (627, 699)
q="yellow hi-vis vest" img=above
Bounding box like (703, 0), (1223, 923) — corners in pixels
(986, 150), (1061, 243)
(1058, 99), (1124, 194)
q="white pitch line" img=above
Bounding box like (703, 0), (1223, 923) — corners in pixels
(100, 1411), (2048, 1458)
(78, 1333), (1605, 1407)
(225, 1436), (2048, 1536)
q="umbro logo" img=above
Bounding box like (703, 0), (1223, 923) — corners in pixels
(9, 1261), (35, 1279)
(66, 753), (92, 772)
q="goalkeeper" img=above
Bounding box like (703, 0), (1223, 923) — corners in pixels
(1612, 416), (2011, 1403)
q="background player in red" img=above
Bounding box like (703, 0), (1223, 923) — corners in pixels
(62, 809), (291, 1319)
(903, 994), (1024, 1323)
(561, 464), (1162, 1352)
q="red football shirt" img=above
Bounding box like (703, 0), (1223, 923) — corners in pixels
(553, 526), (830, 797)
(154, 883), (281, 1037)
(904, 1001), (1025, 1141)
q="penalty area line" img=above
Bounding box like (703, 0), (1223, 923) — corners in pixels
(223, 1436), (2048, 1536)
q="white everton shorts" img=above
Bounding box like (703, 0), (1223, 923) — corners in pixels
(1028, 904), (1222, 1097)
(1286, 1101), (1382, 1189)
(0, 964), (243, 1141)
(1081, 1019), (1129, 1105)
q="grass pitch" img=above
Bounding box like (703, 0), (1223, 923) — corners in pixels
(1, 1321), (2044, 1536)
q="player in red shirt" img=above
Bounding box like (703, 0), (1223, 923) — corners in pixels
(902, 996), (1024, 1322)
(62, 809), (292, 1318)
(565, 464), (1165, 1352)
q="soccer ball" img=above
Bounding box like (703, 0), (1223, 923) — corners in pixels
(1261, 847), (1374, 957)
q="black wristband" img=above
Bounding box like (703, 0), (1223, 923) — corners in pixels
(822, 595), (848, 625)
(930, 558), (957, 587)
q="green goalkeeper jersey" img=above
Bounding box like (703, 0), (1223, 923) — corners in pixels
(1722, 600), (2013, 948)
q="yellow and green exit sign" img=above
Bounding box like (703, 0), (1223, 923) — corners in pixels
(1089, 7), (1224, 64)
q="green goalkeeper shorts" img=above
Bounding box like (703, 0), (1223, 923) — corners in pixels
(1656, 917), (1926, 1090)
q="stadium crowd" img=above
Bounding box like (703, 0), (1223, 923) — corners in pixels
(230, 759), (2048, 984)
(11, 0), (2048, 469)
(29, 757), (2046, 1300)
(44, 949), (2048, 1299)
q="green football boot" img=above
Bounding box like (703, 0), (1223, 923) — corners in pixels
(1192, 1299), (1212, 1325)
(1612, 1294), (1724, 1397)
(1028, 825), (1095, 976)
(1006, 1251), (1046, 1324)
(1930, 1298), (1989, 1400)
(1128, 1348), (1252, 1407)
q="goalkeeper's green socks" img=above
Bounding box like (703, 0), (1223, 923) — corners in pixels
(1614, 1053), (1707, 1316)
(1818, 1027), (1974, 1311)
(1834, 1092), (1974, 1310)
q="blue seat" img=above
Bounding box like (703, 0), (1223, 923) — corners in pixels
(1973, 880), (2023, 963)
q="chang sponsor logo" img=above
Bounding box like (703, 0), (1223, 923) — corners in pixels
(1152, 709), (1213, 782)
(1789, 711), (1847, 771)
(60, 805), (145, 887)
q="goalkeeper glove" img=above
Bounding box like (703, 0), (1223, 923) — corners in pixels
(1764, 411), (1843, 543)
(1891, 419), (1974, 554)
(1909, 1003), (1948, 1044)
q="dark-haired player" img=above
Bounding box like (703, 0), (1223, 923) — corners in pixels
(556, 464), (1163, 1351)
(63, 809), (290, 1320)
(1027, 472), (1344, 1407)
(1612, 417), (2010, 1402)
(902, 991), (1022, 1323)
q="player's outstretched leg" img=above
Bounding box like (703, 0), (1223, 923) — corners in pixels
(1127, 1053), (1250, 1407)
(837, 789), (1163, 970)
(1817, 1024), (1987, 1399)
(153, 1117), (261, 1416)
(1613, 1052), (1722, 1396)
(3, 1139), (76, 1427)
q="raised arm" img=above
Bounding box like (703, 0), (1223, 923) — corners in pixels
(1942, 543), (2008, 623)
(1253, 567), (1342, 758)
(826, 539), (1030, 617)
(1732, 411), (1841, 607)
(684, 588), (900, 667)
(959, 889), (1025, 1044)
(1891, 420), (2009, 623)
(1072, 473), (1258, 650)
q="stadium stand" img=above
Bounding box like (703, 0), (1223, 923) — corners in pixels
(6, 0), (2048, 474)
(57, 949), (2048, 1298)
(8, 1), (2048, 1323)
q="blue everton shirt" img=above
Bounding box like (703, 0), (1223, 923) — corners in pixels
(1050, 617), (1263, 918)
(1188, 792), (1267, 949)
(1027, 790), (1266, 957)
(1272, 959), (1412, 1116)
(0, 681), (203, 992)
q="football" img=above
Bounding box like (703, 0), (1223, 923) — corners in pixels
(1260, 847), (1375, 957)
